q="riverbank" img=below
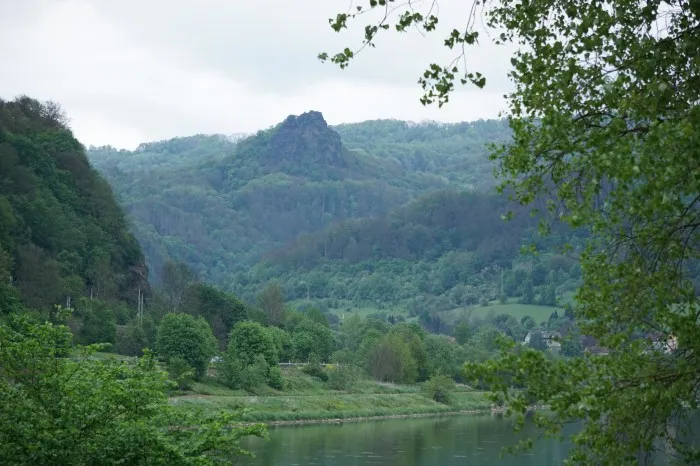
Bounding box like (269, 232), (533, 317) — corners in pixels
(168, 370), (493, 423)
(257, 408), (504, 426)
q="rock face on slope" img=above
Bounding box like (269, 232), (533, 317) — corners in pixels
(266, 111), (346, 169)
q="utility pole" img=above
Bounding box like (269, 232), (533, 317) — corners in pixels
(501, 268), (504, 296)
(137, 288), (144, 326)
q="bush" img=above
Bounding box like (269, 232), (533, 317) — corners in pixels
(114, 317), (156, 356)
(241, 354), (268, 392)
(218, 354), (243, 389)
(167, 357), (196, 391)
(327, 364), (360, 390)
(422, 372), (455, 405)
(301, 362), (328, 382)
(267, 365), (284, 390)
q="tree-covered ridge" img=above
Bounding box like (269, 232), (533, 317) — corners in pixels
(267, 190), (531, 267)
(87, 112), (512, 287)
(237, 188), (583, 317)
(334, 118), (510, 189)
(0, 96), (148, 313)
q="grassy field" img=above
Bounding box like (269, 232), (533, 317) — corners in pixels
(288, 300), (415, 323)
(445, 299), (561, 324)
(170, 368), (491, 423)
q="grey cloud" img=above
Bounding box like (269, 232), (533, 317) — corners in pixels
(90, 0), (514, 92)
(0, 0), (513, 148)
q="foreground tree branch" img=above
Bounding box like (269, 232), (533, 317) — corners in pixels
(321, 0), (700, 464)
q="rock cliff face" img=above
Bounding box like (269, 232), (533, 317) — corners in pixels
(267, 111), (346, 169)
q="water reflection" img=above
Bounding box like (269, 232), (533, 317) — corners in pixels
(239, 414), (574, 466)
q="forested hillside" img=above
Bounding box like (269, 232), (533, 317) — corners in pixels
(0, 96), (148, 316)
(86, 113), (585, 325)
(240, 189), (585, 325)
(334, 118), (507, 189)
(88, 113), (511, 288)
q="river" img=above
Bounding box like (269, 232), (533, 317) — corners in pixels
(238, 413), (575, 465)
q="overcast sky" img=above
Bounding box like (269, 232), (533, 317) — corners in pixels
(0, 0), (514, 149)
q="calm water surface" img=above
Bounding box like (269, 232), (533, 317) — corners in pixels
(239, 414), (574, 466)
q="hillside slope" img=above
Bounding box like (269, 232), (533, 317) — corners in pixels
(0, 96), (148, 313)
(235, 188), (584, 318)
(88, 113), (510, 287)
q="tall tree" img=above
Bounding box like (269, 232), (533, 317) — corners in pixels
(256, 283), (285, 326)
(324, 0), (700, 463)
(156, 313), (217, 379)
(161, 260), (197, 312)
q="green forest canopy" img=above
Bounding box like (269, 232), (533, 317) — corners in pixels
(0, 96), (148, 315)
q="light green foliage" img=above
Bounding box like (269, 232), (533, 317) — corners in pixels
(291, 319), (336, 362)
(240, 354), (269, 392)
(365, 332), (418, 383)
(300, 361), (329, 382)
(267, 364), (284, 390)
(422, 372), (456, 405)
(327, 363), (362, 390)
(306, 307), (329, 327)
(168, 356), (196, 391)
(228, 321), (278, 366)
(340, 314), (367, 351)
(322, 0), (700, 462)
(217, 353), (243, 390)
(223, 322), (283, 391)
(424, 334), (460, 379)
(267, 326), (293, 362)
(156, 313), (218, 379)
(0, 312), (265, 465)
(389, 323), (428, 380)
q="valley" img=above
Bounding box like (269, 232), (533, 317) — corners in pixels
(87, 112), (580, 327)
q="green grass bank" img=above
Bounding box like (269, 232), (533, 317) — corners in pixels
(169, 368), (492, 424)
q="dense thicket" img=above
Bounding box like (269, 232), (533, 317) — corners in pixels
(0, 96), (148, 315)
